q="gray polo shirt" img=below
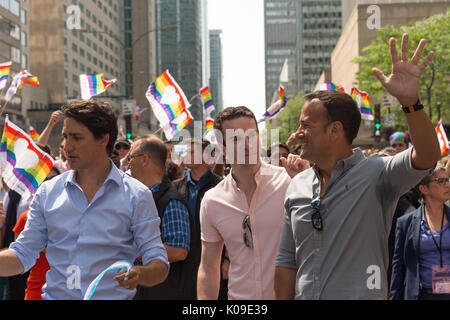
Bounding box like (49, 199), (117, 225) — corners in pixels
(276, 148), (433, 300)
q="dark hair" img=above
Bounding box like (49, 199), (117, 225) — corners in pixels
(62, 99), (118, 154)
(184, 138), (211, 152)
(304, 91), (361, 144)
(134, 134), (167, 169)
(268, 143), (290, 157)
(165, 161), (182, 181)
(213, 106), (258, 135)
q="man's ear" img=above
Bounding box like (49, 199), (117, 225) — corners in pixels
(328, 121), (343, 141)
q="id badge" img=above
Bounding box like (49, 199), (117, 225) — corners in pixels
(432, 265), (450, 294)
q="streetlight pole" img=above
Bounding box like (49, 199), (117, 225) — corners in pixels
(79, 24), (177, 137)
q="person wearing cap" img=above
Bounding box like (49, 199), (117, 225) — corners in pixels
(390, 132), (409, 153)
(114, 138), (131, 172)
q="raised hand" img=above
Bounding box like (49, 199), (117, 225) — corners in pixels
(372, 33), (434, 107)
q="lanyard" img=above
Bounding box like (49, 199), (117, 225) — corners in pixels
(425, 210), (445, 268)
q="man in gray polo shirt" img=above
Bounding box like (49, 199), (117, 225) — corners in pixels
(274, 34), (441, 300)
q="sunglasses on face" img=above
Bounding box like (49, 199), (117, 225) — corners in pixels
(310, 197), (323, 231)
(242, 215), (253, 248)
(431, 178), (450, 186)
(115, 144), (130, 150)
(391, 143), (406, 148)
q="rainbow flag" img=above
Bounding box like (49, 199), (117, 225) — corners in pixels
(0, 117), (54, 200)
(18, 76), (40, 90)
(436, 120), (450, 156)
(4, 70), (35, 102)
(258, 85), (288, 123)
(205, 117), (214, 131)
(146, 70), (193, 140)
(320, 82), (346, 93)
(351, 87), (374, 121)
(29, 126), (40, 142)
(200, 86), (215, 115)
(80, 73), (117, 100)
(0, 61), (12, 90)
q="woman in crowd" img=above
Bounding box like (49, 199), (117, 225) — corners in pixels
(390, 165), (450, 300)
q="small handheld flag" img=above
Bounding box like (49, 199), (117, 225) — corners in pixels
(79, 73), (117, 100)
(29, 126), (40, 142)
(436, 120), (450, 156)
(258, 85), (288, 123)
(0, 117), (54, 200)
(351, 87), (374, 121)
(146, 70), (193, 140)
(200, 86), (215, 115)
(0, 61), (12, 90)
(320, 82), (346, 93)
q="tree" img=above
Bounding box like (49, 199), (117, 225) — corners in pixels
(354, 9), (450, 128)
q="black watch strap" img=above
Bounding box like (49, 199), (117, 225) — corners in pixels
(402, 100), (424, 113)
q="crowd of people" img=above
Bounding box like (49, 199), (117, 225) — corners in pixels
(0, 34), (449, 300)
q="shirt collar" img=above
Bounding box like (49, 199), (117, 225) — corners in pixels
(150, 181), (162, 192)
(229, 160), (266, 188)
(187, 169), (210, 186)
(64, 160), (122, 189)
(312, 148), (365, 180)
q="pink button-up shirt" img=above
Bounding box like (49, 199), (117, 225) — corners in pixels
(200, 161), (291, 300)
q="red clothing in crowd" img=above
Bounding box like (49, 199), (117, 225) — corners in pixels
(13, 210), (50, 300)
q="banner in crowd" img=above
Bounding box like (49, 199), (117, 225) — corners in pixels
(29, 126), (40, 142)
(0, 117), (54, 200)
(258, 85), (288, 123)
(351, 87), (374, 121)
(4, 70), (40, 102)
(79, 73), (117, 100)
(146, 70), (193, 140)
(0, 61), (12, 90)
(436, 120), (450, 156)
(200, 86), (215, 116)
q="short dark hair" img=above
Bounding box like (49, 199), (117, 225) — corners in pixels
(268, 143), (290, 157)
(213, 106), (259, 135)
(304, 91), (361, 144)
(62, 99), (118, 154)
(134, 134), (167, 169)
(184, 138), (210, 152)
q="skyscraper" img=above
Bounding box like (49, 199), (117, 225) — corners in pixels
(296, 0), (342, 93)
(264, 0), (297, 106)
(155, 0), (203, 136)
(0, 0), (33, 128)
(209, 29), (223, 116)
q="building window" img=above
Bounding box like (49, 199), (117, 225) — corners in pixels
(10, 47), (21, 63)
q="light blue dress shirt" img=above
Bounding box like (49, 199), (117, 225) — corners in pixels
(10, 162), (168, 300)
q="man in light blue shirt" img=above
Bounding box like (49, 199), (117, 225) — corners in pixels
(0, 99), (169, 299)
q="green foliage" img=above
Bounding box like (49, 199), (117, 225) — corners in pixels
(354, 9), (450, 127)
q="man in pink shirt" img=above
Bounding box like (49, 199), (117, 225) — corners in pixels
(197, 106), (292, 300)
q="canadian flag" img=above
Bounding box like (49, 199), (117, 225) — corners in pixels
(436, 120), (450, 156)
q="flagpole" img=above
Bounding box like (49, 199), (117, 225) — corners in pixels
(0, 100), (9, 118)
(152, 127), (162, 135)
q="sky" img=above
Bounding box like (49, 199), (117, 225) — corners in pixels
(207, 0), (266, 130)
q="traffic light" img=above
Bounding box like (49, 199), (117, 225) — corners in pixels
(374, 104), (381, 140)
(125, 115), (132, 140)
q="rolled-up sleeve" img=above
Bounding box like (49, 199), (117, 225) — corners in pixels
(276, 199), (297, 270)
(9, 186), (48, 273)
(131, 189), (169, 268)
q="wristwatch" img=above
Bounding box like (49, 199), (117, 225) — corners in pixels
(402, 100), (424, 113)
